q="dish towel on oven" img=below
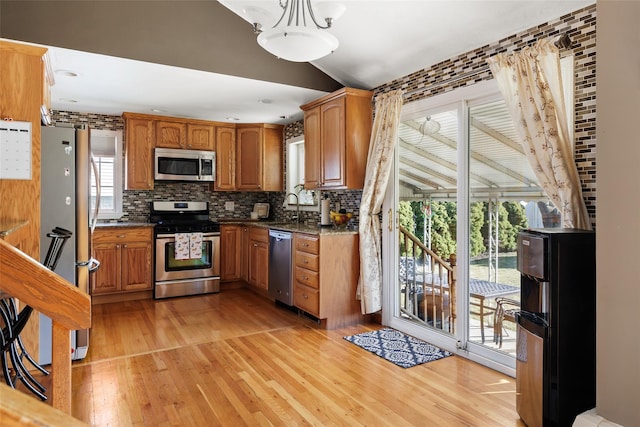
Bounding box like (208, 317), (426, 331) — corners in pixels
(175, 233), (191, 260)
(189, 232), (203, 259)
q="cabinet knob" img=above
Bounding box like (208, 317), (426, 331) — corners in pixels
(303, 243), (309, 247)
(303, 259), (308, 264)
(302, 275), (308, 280)
(303, 294), (308, 299)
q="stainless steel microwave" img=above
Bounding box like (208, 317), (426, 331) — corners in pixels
(154, 148), (215, 182)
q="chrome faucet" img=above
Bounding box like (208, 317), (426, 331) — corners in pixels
(284, 193), (300, 224)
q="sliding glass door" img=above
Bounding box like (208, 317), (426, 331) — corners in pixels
(383, 81), (564, 374)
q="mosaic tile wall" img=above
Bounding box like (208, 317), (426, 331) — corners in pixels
(373, 3), (597, 228)
(50, 3), (597, 229)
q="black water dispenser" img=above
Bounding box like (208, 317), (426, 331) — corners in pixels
(516, 229), (595, 427)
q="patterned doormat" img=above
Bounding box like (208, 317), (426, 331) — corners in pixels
(343, 328), (452, 368)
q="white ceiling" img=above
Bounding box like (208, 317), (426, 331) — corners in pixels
(42, 0), (593, 124)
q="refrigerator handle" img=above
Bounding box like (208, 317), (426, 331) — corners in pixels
(90, 153), (101, 233)
(77, 257), (100, 272)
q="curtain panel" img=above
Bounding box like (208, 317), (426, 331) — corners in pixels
(487, 39), (591, 230)
(357, 90), (404, 314)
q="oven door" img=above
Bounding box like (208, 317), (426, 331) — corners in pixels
(155, 232), (220, 281)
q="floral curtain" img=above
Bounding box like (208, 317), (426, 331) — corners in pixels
(357, 90), (404, 314)
(487, 39), (591, 230)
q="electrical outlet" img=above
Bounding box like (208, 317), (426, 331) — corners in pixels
(225, 201), (235, 211)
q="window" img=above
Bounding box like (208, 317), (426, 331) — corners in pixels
(285, 136), (318, 209)
(90, 129), (123, 219)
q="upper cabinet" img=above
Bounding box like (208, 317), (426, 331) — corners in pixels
(122, 113), (219, 190)
(156, 120), (215, 151)
(215, 123), (284, 192)
(187, 123), (215, 151)
(301, 88), (373, 190)
(214, 125), (236, 191)
(155, 120), (186, 149)
(123, 113), (155, 190)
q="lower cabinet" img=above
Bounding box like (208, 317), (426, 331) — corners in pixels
(220, 225), (242, 281)
(248, 227), (269, 292)
(218, 225), (361, 328)
(293, 232), (362, 329)
(91, 227), (153, 302)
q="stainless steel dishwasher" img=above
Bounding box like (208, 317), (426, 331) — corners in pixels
(268, 229), (293, 305)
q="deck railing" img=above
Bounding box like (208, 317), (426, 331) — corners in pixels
(0, 238), (91, 422)
(399, 226), (457, 333)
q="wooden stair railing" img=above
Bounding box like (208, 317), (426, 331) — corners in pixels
(0, 239), (91, 417)
(399, 226), (457, 332)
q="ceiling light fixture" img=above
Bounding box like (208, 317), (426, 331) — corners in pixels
(421, 116), (441, 135)
(249, 0), (345, 62)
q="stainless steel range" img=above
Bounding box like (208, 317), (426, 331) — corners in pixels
(150, 201), (220, 299)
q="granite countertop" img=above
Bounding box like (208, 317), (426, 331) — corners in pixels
(94, 221), (155, 228)
(218, 219), (358, 236)
(94, 220), (357, 235)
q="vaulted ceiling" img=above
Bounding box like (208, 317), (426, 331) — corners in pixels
(0, 1), (594, 124)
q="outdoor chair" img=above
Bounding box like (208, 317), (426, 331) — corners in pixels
(493, 297), (520, 348)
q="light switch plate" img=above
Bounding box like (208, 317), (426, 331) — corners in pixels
(225, 201), (235, 211)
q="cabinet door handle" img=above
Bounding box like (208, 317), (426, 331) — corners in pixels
(117, 235), (125, 238)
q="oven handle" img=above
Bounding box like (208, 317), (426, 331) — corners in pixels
(156, 232), (220, 239)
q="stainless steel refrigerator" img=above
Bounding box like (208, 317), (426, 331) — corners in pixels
(39, 124), (99, 364)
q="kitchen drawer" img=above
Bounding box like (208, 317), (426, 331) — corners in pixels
(295, 250), (319, 271)
(93, 227), (152, 244)
(249, 226), (269, 243)
(294, 283), (319, 316)
(295, 266), (319, 289)
(294, 233), (319, 255)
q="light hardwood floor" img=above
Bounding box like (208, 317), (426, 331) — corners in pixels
(60, 288), (525, 426)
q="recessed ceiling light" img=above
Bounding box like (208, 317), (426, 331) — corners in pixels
(151, 108), (166, 113)
(258, 99), (273, 104)
(55, 69), (79, 77)
(59, 98), (78, 103)
(226, 117), (240, 121)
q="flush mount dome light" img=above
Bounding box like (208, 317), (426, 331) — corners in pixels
(250, 0), (344, 62)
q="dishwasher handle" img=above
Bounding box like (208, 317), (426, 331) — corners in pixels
(269, 230), (292, 241)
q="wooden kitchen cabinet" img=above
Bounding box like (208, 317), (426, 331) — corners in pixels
(293, 232), (362, 329)
(301, 87), (373, 190)
(156, 120), (187, 149)
(222, 124), (284, 191)
(240, 226), (249, 282)
(247, 226), (269, 293)
(156, 120), (215, 151)
(214, 125), (236, 191)
(220, 225), (242, 281)
(188, 123), (215, 151)
(91, 227), (153, 302)
(123, 113), (155, 190)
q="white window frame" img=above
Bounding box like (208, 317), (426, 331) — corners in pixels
(285, 135), (319, 212)
(91, 129), (123, 220)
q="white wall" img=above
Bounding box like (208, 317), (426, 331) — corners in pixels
(596, 0), (640, 425)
